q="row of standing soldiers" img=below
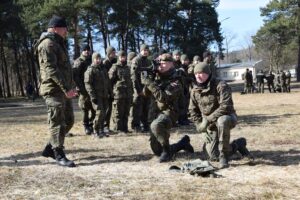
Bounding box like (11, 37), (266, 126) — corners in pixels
(243, 68), (291, 94)
(73, 44), (214, 137)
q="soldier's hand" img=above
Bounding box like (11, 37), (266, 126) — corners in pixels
(66, 89), (77, 99)
(196, 118), (208, 133)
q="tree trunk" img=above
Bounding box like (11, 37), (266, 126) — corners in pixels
(0, 37), (11, 97)
(11, 32), (25, 97)
(73, 14), (80, 59)
(99, 12), (108, 54)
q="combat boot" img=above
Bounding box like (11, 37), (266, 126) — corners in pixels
(42, 143), (55, 159)
(94, 131), (104, 138)
(219, 154), (229, 169)
(84, 124), (92, 135)
(170, 135), (194, 154)
(231, 137), (253, 159)
(159, 145), (172, 163)
(53, 148), (76, 167)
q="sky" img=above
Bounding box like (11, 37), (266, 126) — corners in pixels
(216, 0), (271, 51)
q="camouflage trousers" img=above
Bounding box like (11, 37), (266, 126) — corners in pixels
(150, 113), (173, 146)
(257, 82), (264, 93)
(44, 93), (74, 148)
(130, 94), (150, 129)
(104, 99), (113, 130)
(78, 94), (95, 126)
(202, 114), (237, 160)
(111, 98), (132, 132)
(92, 97), (109, 132)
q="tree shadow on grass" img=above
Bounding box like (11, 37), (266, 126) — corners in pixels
(238, 113), (300, 127)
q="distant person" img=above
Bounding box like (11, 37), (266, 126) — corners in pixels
(25, 82), (35, 101)
(243, 68), (252, 94)
(265, 71), (276, 93)
(285, 70), (291, 92)
(36, 15), (77, 167)
(256, 70), (265, 93)
(280, 70), (287, 92)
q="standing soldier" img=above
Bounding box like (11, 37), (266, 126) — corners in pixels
(109, 50), (133, 133)
(256, 70), (265, 93)
(144, 53), (194, 162)
(127, 52), (136, 66)
(130, 44), (152, 132)
(203, 51), (216, 78)
(243, 68), (252, 94)
(84, 53), (110, 138)
(189, 62), (252, 168)
(280, 70), (287, 92)
(187, 55), (200, 89)
(37, 15), (77, 167)
(265, 71), (276, 93)
(177, 54), (191, 126)
(285, 70), (291, 92)
(73, 44), (95, 135)
(103, 46), (117, 133)
(172, 50), (181, 69)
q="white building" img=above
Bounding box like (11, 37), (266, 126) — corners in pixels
(216, 60), (264, 81)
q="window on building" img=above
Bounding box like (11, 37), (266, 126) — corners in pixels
(223, 72), (227, 77)
(234, 71), (239, 77)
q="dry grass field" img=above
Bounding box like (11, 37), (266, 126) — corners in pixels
(1, 83), (300, 200)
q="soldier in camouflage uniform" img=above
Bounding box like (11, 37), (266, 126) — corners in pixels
(103, 46), (117, 132)
(109, 50), (133, 133)
(285, 70), (291, 92)
(73, 44), (95, 135)
(177, 54), (191, 126)
(265, 71), (276, 93)
(127, 52), (136, 66)
(280, 70), (287, 92)
(37, 16), (76, 167)
(84, 53), (110, 138)
(189, 62), (251, 168)
(130, 44), (152, 132)
(187, 55), (200, 89)
(144, 53), (194, 162)
(172, 50), (181, 69)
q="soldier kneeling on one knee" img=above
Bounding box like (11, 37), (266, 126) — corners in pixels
(189, 62), (253, 169)
(143, 53), (194, 162)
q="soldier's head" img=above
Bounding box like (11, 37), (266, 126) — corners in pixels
(106, 46), (116, 60)
(140, 44), (150, 57)
(47, 15), (68, 38)
(246, 68), (249, 72)
(172, 50), (181, 61)
(81, 44), (91, 57)
(180, 54), (190, 65)
(158, 53), (174, 74)
(194, 62), (211, 84)
(127, 52), (136, 62)
(92, 52), (101, 65)
(118, 50), (127, 63)
(193, 55), (200, 64)
(203, 51), (212, 62)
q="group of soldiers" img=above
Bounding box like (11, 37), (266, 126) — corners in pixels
(243, 68), (292, 94)
(36, 15), (252, 169)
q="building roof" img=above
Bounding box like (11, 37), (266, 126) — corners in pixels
(218, 60), (262, 69)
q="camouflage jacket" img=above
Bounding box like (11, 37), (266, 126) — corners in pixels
(73, 54), (91, 96)
(145, 68), (183, 123)
(103, 57), (117, 72)
(131, 54), (152, 94)
(84, 64), (111, 100)
(36, 32), (73, 96)
(189, 78), (236, 124)
(108, 61), (133, 99)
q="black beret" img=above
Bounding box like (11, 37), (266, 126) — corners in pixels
(48, 15), (67, 28)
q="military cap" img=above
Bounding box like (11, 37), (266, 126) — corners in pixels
(140, 44), (149, 51)
(180, 54), (189, 61)
(193, 55), (200, 62)
(106, 46), (116, 55)
(81, 44), (90, 51)
(118, 50), (126, 57)
(172, 50), (181, 56)
(127, 52), (136, 61)
(48, 15), (67, 28)
(160, 53), (173, 62)
(92, 52), (101, 61)
(194, 62), (211, 74)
